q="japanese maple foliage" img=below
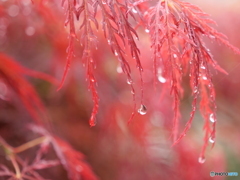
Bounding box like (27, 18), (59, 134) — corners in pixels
(0, 0), (240, 180)
(60, 0), (240, 160)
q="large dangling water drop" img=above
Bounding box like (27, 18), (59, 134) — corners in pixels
(198, 156), (206, 164)
(138, 104), (147, 115)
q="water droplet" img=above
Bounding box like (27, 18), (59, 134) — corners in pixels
(138, 104), (147, 115)
(198, 156), (206, 164)
(201, 65), (206, 69)
(114, 50), (118, 56)
(102, 0), (107, 4)
(117, 65), (123, 73)
(209, 136), (215, 143)
(127, 78), (132, 84)
(193, 87), (198, 93)
(89, 115), (96, 127)
(132, 8), (138, 14)
(90, 77), (95, 82)
(158, 75), (166, 83)
(209, 35), (215, 39)
(202, 76), (207, 80)
(25, 26), (35, 36)
(145, 28), (150, 33)
(209, 113), (216, 123)
(8, 5), (19, 17)
(107, 39), (111, 45)
(173, 54), (177, 58)
(71, 32), (76, 37)
(131, 90), (135, 94)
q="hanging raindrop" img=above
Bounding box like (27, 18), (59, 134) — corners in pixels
(90, 77), (95, 82)
(158, 75), (166, 83)
(202, 76), (208, 80)
(132, 8), (138, 14)
(198, 156), (206, 164)
(114, 50), (118, 56)
(138, 104), (147, 115)
(193, 87), (198, 94)
(209, 113), (216, 123)
(145, 28), (150, 33)
(201, 64), (206, 69)
(209, 136), (215, 143)
(209, 35), (215, 39)
(127, 78), (132, 85)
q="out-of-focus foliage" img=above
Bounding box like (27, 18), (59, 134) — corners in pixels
(0, 0), (240, 179)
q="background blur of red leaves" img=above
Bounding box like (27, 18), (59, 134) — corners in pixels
(0, 0), (240, 180)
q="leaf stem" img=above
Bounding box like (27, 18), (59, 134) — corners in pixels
(14, 136), (47, 154)
(9, 154), (21, 179)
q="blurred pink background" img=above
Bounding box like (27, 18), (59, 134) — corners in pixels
(0, 0), (240, 179)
